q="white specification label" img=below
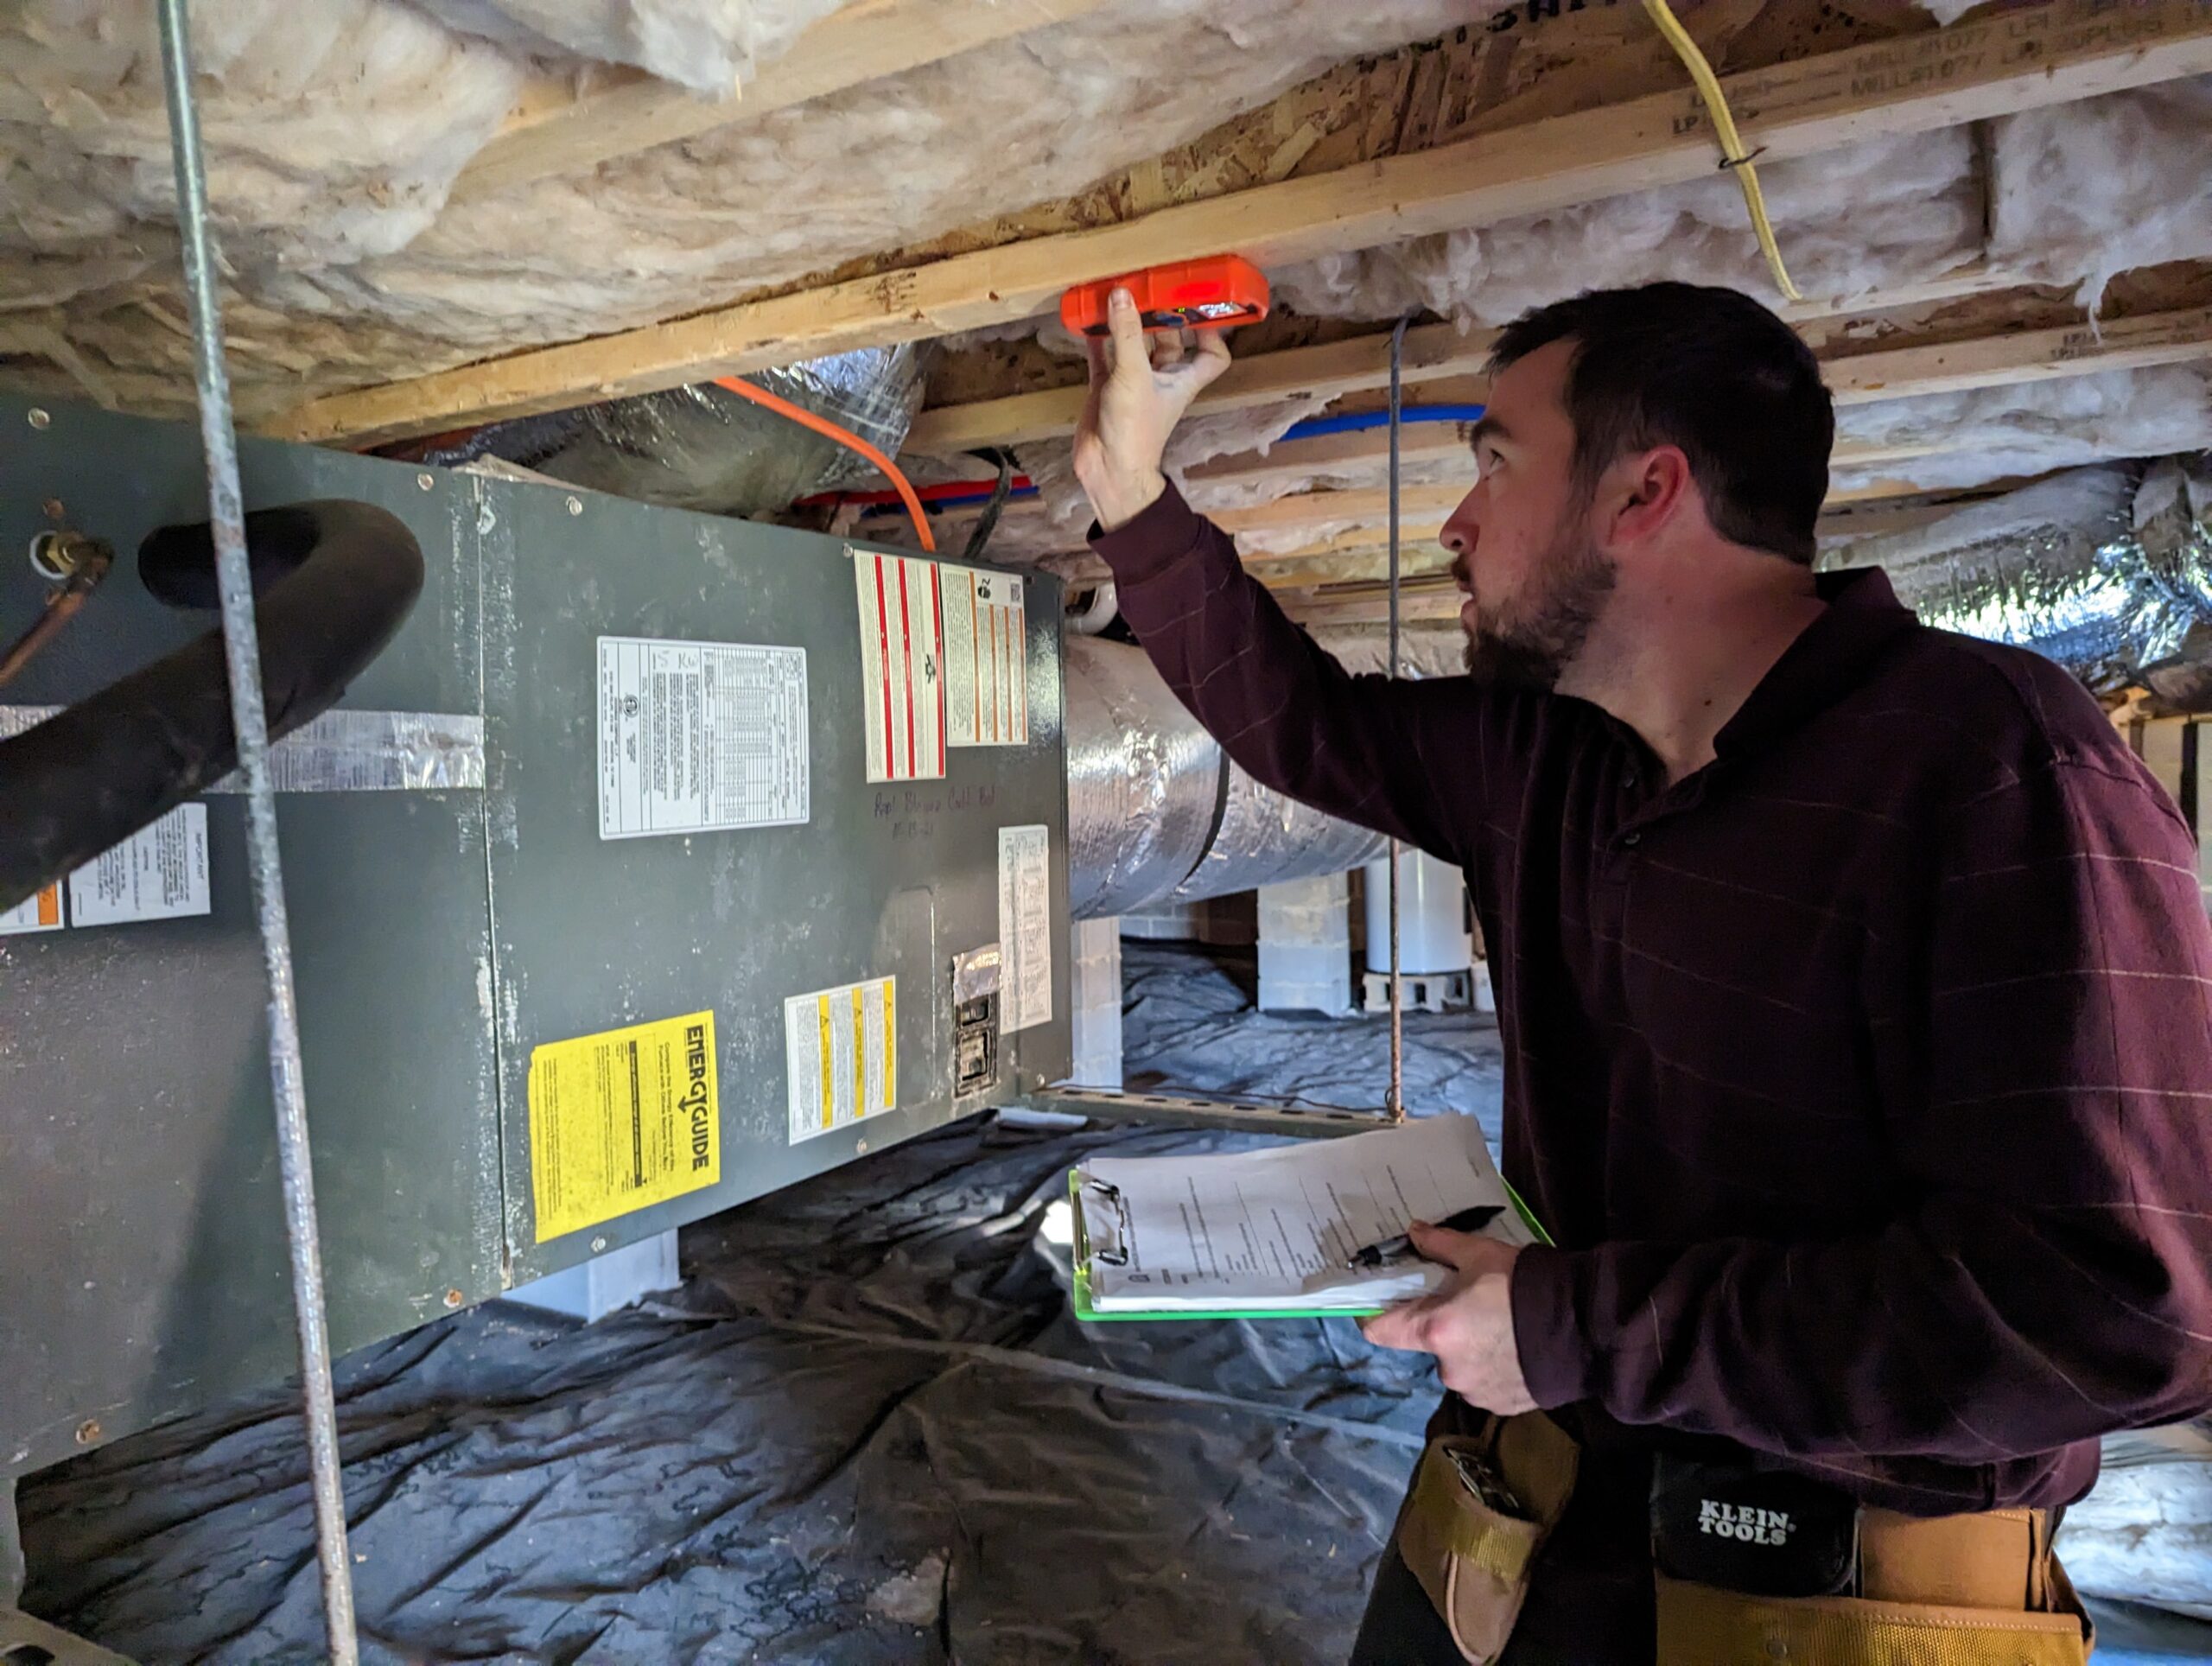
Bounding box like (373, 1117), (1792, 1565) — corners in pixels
(784, 976), (898, 1144)
(853, 550), (946, 783)
(997, 824), (1052, 1033)
(0, 881), (62, 937)
(69, 804), (211, 926)
(0, 706), (484, 792)
(942, 566), (1028, 748)
(597, 637), (809, 840)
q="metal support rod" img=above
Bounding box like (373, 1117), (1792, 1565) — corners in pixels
(1386, 315), (1410, 1123)
(152, 4), (359, 1658)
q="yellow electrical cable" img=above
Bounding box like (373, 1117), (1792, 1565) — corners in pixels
(1642, 0), (1802, 303)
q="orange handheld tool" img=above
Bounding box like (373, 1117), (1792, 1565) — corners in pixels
(1059, 255), (1271, 338)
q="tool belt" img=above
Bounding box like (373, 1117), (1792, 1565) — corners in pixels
(1395, 1421), (2096, 1664)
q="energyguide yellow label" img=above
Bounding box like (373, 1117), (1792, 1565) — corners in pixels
(784, 976), (896, 1144)
(527, 1010), (721, 1243)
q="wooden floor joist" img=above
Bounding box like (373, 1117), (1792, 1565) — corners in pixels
(1232, 474), (1998, 578)
(451, 0), (1116, 202)
(1823, 303), (2212, 404)
(918, 293), (2212, 461)
(270, 0), (2212, 448)
(905, 268), (2024, 455)
(909, 321), (1495, 455)
(1173, 304), (2212, 498)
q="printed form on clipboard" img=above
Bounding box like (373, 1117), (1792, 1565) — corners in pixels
(1070, 1112), (1544, 1322)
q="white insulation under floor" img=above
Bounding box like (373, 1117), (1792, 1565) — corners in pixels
(2, 3), (2210, 520)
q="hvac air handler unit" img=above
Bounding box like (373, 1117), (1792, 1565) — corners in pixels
(0, 395), (1071, 1551)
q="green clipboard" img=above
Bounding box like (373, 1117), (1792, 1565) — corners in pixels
(1067, 1167), (1554, 1324)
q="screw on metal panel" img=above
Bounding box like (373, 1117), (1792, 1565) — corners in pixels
(856, 1139), (869, 1154)
(590, 1237), (608, 1253)
(27, 408), (49, 429)
(417, 472), (435, 491)
(41, 499), (64, 519)
(442, 1288), (464, 1309)
(75, 1418), (100, 1445)
(566, 496), (583, 516)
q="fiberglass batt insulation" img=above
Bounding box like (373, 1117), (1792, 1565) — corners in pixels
(0, 0), (1481, 416)
(1987, 75), (2212, 310)
(1831, 366), (2212, 494)
(1269, 124), (1985, 327)
(411, 0), (855, 92)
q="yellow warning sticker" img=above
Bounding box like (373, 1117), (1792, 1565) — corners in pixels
(527, 1010), (721, 1243)
(783, 976), (896, 1144)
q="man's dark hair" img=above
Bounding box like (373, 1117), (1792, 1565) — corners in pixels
(1487, 282), (1834, 565)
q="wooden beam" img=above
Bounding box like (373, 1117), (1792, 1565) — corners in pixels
(1276, 580), (1464, 628)
(1823, 303), (2212, 404)
(909, 321), (1493, 455)
(270, 0), (2212, 448)
(1210, 485), (1470, 540)
(1243, 475), (1987, 570)
(917, 286), (2212, 457)
(450, 0), (1116, 202)
(1214, 469), (2000, 558)
(1253, 544), (1456, 590)
(906, 267), (2016, 455)
(1179, 304), (2212, 496)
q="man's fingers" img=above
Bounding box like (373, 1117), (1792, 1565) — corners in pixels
(1407, 1221), (1486, 1272)
(1360, 1294), (1441, 1353)
(1104, 287), (1149, 377)
(1190, 328), (1234, 389)
(1084, 334), (1110, 387)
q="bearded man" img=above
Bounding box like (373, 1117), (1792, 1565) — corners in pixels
(1072, 280), (2212, 1663)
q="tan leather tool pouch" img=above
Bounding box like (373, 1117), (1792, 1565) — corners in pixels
(1395, 1411), (1580, 1664)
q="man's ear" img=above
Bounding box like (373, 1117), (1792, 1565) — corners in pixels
(1601, 446), (1694, 548)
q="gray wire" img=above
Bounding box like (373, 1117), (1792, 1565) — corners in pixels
(153, 4), (359, 1657)
(1386, 315), (1410, 1123)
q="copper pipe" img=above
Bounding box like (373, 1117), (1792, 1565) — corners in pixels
(0, 535), (112, 689)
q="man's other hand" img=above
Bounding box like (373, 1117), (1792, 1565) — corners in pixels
(1361, 1223), (1536, 1415)
(1072, 287), (1232, 531)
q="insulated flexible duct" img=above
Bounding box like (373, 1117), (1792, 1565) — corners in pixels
(1065, 636), (1388, 918)
(1827, 461), (2212, 701)
(1065, 634), (1222, 919)
(420, 346), (928, 519)
(1172, 761), (1386, 901)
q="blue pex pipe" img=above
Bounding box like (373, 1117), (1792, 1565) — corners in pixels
(1280, 403), (1487, 441)
(862, 404), (1488, 516)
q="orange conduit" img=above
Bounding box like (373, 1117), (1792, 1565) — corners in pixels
(711, 375), (937, 553)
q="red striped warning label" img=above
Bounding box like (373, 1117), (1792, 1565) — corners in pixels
(853, 550), (945, 784)
(942, 566), (1028, 748)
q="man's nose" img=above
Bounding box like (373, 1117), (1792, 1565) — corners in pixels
(1440, 486), (1482, 556)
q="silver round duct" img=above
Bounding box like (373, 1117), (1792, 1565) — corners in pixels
(1065, 636), (1389, 918)
(1825, 459), (2212, 703)
(1172, 761), (1386, 902)
(1065, 635), (1222, 919)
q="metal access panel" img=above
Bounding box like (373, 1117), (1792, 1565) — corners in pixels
(0, 395), (1070, 1483)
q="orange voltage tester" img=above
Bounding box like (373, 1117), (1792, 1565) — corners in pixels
(1060, 255), (1271, 337)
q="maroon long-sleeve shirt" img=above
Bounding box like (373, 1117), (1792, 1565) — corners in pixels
(1095, 486), (2212, 1525)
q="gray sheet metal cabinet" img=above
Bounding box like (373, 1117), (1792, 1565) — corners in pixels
(0, 396), (1070, 1493)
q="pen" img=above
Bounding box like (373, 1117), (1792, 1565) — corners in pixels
(1344, 1204), (1505, 1271)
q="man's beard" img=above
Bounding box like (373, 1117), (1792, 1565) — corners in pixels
(1460, 510), (1617, 690)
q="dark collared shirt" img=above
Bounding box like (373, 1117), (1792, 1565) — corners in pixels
(1095, 485), (2212, 1524)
